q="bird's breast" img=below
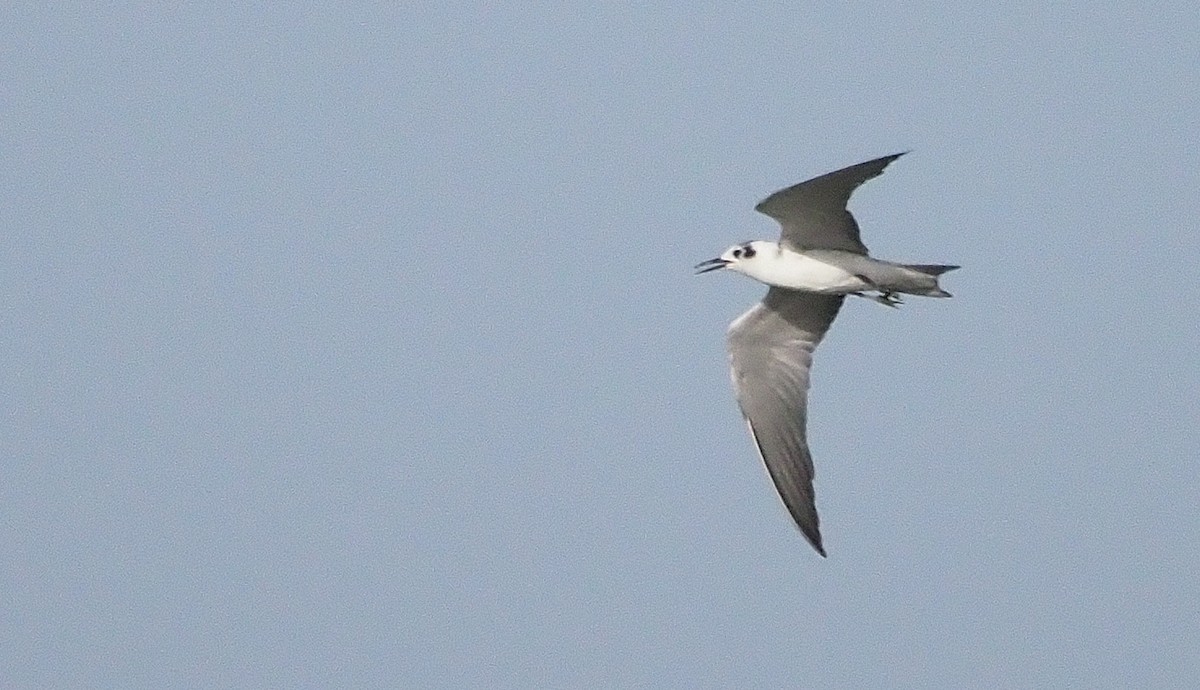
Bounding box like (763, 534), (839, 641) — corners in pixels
(746, 251), (868, 293)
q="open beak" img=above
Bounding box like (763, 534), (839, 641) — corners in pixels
(694, 257), (729, 275)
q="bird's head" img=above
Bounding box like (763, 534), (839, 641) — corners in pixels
(694, 240), (776, 275)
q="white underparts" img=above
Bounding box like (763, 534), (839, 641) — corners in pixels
(732, 247), (867, 293)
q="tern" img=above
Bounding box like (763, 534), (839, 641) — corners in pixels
(695, 153), (957, 556)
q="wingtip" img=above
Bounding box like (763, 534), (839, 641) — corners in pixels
(805, 531), (828, 558)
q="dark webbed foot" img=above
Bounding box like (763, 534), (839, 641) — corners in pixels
(850, 291), (903, 307)
(870, 291), (903, 308)
(853, 274), (903, 308)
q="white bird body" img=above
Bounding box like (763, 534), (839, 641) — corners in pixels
(722, 241), (870, 293)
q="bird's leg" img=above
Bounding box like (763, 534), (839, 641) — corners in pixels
(849, 291), (901, 307)
(871, 291), (903, 308)
(853, 275), (904, 308)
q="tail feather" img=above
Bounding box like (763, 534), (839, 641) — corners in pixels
(901, 263), (958, 298)
(905, 263), (960, 276)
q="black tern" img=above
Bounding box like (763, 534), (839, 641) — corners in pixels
(696, 153), (958, 556)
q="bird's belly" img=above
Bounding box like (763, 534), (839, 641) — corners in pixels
(758, 254), (868, 293)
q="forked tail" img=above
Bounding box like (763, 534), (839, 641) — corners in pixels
(904, 263), (959, 298)
(905, 264), (960, 276)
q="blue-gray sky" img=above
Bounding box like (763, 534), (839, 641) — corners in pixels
(4, 4), (1198, 687)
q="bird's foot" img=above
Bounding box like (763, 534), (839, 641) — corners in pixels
(870, 291), (903, 308)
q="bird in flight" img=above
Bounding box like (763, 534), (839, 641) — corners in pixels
(695, 153), (957, 556)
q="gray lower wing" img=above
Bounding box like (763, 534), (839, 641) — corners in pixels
(726, 289), (844, 556)
(753, 153), (906, 254)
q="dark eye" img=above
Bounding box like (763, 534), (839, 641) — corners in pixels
(742, 245), (756, 258)
(732, 248), (742, 258)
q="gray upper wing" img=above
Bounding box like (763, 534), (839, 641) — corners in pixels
(753, 152), (906, 255)
(727, 288), (844, 556)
